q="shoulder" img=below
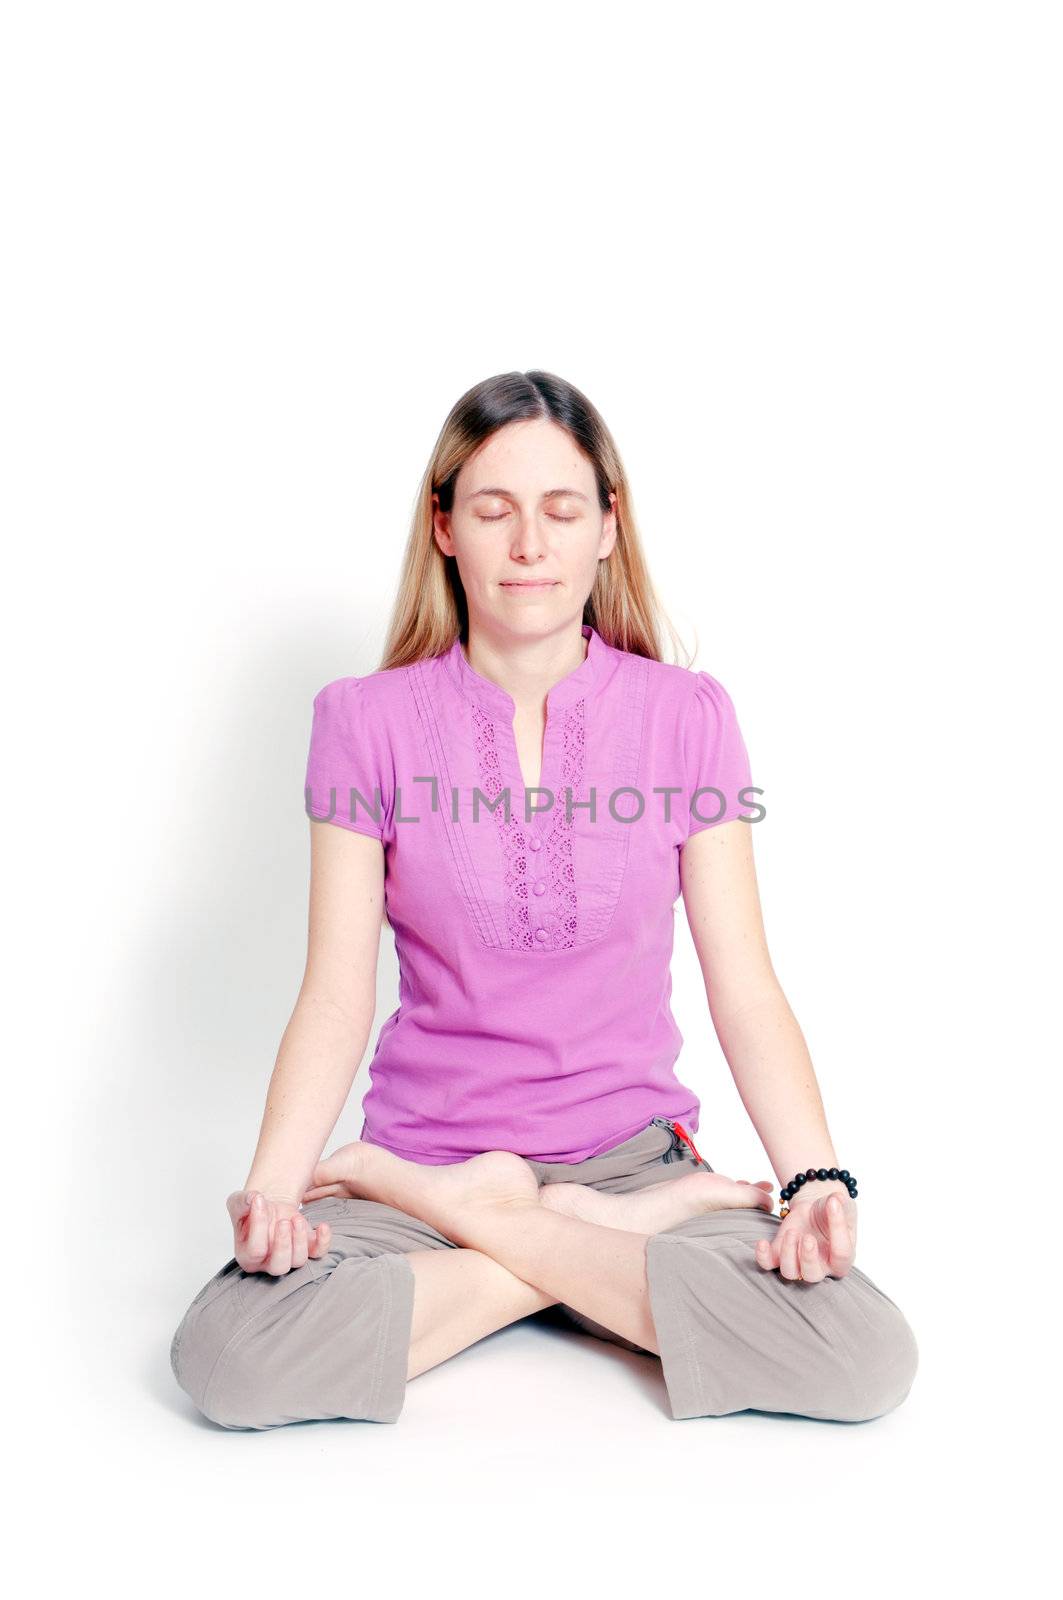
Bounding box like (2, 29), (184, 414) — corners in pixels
(311, 661), (411, 720)
(685, 666), (740, 719)
(615, 647), (738, 719)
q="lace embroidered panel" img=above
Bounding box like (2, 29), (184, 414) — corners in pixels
(470, 699), (586, 951)
(403, 645), (647, 954)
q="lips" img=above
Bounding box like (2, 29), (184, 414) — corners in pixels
(500, 581), (558, 587)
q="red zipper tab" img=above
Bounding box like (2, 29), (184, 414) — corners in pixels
(672, 1121), (706, 1166)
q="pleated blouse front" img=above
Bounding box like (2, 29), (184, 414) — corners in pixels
(304, 624), (756, 1164)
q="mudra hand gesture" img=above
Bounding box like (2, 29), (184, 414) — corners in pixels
(755, 1190), (857, 1283)
(226, 1190), (332, 1278)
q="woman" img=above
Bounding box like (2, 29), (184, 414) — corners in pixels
(170, 370), (918, 1430)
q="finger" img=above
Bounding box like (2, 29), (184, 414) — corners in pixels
(244, 1192), (271, 1265)
(799, 1231), (826, 1283)
(272, 1215), (295, 1276)
(780, 1226), (801, 1281)
(309, 1220), (332, 1258)
(227, 1190), (254, 1227)
(755, 1236), (777, 1271)
(267, 1214), (293, 1277)
(825, 1194), (855, 1275)
(290, 1212), (310, 1271)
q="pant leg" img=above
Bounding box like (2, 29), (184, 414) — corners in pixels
(533, 1121), (919, 1423)
(169, 1196), (456, 1430)
(645, 1207), (919, 1422)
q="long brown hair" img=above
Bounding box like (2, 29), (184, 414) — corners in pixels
(377, 370), (695, 672)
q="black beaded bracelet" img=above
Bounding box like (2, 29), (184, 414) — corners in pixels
(778, 1167), (858, 1219)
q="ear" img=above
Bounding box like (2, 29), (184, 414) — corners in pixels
(431, 492), (455, 557)
(598, 491), (619, 558)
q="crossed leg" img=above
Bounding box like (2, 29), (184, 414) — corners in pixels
(404, 1246), (559, 1379)
(306, 1140), (917, 1423)
(307, 1143), (775, 1374)
(172, 1142), (917, 1428)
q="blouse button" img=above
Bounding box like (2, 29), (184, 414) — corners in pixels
(533, 880), (546, 895)
(528, 836), (542, 851)
(535, 928), (548, 941)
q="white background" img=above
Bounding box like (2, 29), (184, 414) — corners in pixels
(7, 1), (1057, 1592)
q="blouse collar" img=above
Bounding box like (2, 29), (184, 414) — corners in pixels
(444, 623), (612, 719)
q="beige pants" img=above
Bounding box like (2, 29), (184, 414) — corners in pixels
(170, 1119), (918, 1429)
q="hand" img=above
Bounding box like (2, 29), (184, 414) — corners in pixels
(755, 1190), (857, 1282)
(226, 1190), (332, 1278)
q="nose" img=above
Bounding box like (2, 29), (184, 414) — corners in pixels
(509, 512), (548, 564)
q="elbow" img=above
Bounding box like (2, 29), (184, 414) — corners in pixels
(707, 971), (787, 1029)
(296, 985), (376, 1034)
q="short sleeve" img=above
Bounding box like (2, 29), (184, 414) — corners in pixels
(681, 670), (754, 837)
(304, 676), (388, 841)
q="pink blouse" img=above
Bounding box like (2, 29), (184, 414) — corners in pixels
(304, 624), (757, 1164)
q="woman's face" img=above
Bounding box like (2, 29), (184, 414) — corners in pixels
(433, 417), (617, 640)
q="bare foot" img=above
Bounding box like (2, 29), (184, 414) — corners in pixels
(540, 1171), (775, 1234)
(301, 1139), (540, 1238)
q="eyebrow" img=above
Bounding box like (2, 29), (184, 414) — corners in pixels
(468, 486), (589, 501)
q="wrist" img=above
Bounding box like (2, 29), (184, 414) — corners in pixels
(782, 1177), (853, 1209)
(243, 1177), (303, 1208)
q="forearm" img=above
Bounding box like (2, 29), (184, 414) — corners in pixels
(710, 984), (851, 1206)
(243, 990), (374, 1205)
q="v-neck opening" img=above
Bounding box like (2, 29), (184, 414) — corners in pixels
(445, 623), (610, 722)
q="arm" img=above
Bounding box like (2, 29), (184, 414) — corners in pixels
(242, 818), (386, 1206)
(679, 819), (850, 1210)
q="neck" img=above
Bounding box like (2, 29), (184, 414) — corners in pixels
(462, 622), (589, 710)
